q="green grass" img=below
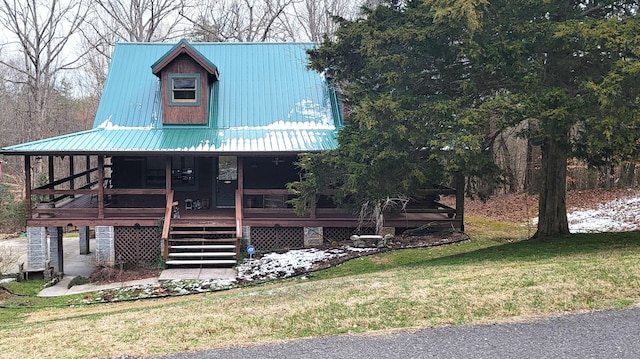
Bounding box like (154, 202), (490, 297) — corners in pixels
(1, 220), (640, 358)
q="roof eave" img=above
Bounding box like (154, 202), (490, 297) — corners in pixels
(151, 39), (219, 79)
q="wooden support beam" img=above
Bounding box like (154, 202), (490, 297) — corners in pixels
(97, 156), (104, 219)
(69, 156), (75, 195)
(235, 189), (242, 259)
(25, 156), (32, 219)
(85, 156), (91, 184)
(33, 168), (97, 190)
(48, 156), (54, 202)
(165, 156), (172, 202)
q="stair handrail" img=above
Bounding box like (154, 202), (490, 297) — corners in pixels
(162, 190), (175, 259)
(235, 189), (243, 259)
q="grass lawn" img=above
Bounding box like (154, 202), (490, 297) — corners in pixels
(1, 217), (639, 358)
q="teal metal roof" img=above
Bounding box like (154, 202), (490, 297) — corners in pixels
(2, 41), (342, 154)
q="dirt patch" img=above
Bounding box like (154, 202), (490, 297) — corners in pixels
(0, 285), (14, 300)
(89, 267), (160, 285)
(464, 188), (640, 224)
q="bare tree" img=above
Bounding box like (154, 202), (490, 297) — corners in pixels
(79, 0), (192, 96)
(90, 0), (190, 43)
(0, 0), (89, 141)
(282, 0), (359, 42)
(186, 0), (296, 42)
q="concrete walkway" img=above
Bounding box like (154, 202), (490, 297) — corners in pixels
(1, 235), (237, 297)
(39, 268), (238, 297)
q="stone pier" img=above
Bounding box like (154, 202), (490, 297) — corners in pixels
(48, 226), (64, 273)
(26, 226), (48, 270)
(95, 226), (115, 266)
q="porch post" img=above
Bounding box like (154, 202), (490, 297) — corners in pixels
(165, 156), (172, 200)
(97, 156), (105, 219)
(236, 157), (244, 240)
(79, 226), (90, 255)
(48, 156), (54, 202)
(48, 226), (64, 273)
(25, 156), (32, 219)
(237, 157), (244, 192)
(85, 156), (91, 184)
(69, 156), (75, 198)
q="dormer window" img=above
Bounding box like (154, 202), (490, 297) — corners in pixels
(169, 74), (200, 106)
(152, 39), (218, 124)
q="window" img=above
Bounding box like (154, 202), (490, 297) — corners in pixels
(168, 73), (200, 106)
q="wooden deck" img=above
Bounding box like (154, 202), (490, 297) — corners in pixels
(27, 192), (461, 230)
(21, 154), (464, 231)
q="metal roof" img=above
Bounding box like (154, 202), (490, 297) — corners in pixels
(2, 41), (342, 155)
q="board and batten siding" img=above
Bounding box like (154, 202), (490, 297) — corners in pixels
(160, 53), (209, 125)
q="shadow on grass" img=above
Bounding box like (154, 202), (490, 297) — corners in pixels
(426, 231), (640, 266)
(316, 231), (640, 279)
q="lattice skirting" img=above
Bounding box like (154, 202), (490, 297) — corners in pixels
(114, 226), (161, 266)
(250, 226), (304, 252)
(249, 226), (377, 251)
(322, 227), (377, 243)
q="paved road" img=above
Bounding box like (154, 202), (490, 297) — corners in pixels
(158, 306), (640, 358)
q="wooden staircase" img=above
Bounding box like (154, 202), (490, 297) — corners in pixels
(166, 224), (239, 268)
(161, 191), (242, 268)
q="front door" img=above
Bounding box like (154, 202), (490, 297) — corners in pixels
(216, 156), (237, 207)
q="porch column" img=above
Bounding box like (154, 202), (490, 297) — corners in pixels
(48, 226), (64, 273)
(79, 226), (90, 255)
(25, 156), (32, 219)
(97, 156), (105, 219)
(85, 156), (91, 184)
(95, 226), (115, 266)
(165, 156), (172, 201)
(26, 226), (47, 270)
(69, 156), (75, 198)
(48, 156), (54, 202)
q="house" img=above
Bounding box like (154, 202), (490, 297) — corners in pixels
(0, 40), (464, 274)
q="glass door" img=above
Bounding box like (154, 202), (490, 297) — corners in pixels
(216, 156), (237, 207)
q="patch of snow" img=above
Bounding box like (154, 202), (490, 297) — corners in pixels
(237, 247), (375, 281)
(0, 277), (15, 284)
(97, 117), (154, 130)
(568, 196), (640, 233)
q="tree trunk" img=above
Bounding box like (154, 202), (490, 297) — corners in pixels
(533, 137), (570, 239)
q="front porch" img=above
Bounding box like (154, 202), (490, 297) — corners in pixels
(20, 154), (464, 271)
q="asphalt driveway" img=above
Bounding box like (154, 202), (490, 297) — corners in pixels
(157, 306), (640, 359)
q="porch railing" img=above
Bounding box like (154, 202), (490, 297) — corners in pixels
(162, 190), (175, 259)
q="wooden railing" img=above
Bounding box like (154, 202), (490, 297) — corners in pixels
(235, 190), (243, 258)
(31, 188), (169, 219)
(162, 190), (174, 259)
(240, 186), (463, 221)
(242, 189), (294, 214)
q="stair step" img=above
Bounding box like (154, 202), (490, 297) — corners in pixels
(166, 259), (237, 265)
(170, 244), (236, 250)
(170, 230), (236, 235)
(169, 252), (236, 258)
(169, 221), (235, 227)
(168, 237), (237, 243)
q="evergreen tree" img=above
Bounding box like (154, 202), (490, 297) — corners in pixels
(295, 0), (640, 238)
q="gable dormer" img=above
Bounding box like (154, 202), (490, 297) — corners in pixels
(151, 39), (219, 125)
